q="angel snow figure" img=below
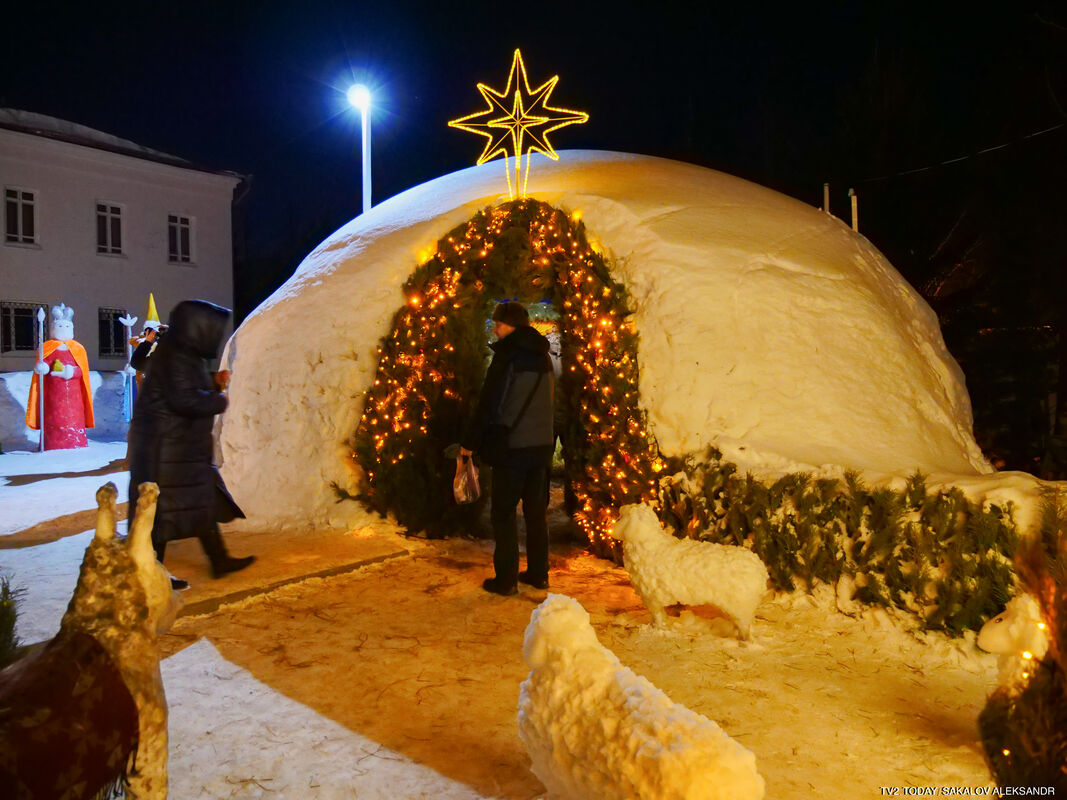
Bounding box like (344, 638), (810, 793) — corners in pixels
(26, 304), (95, 449)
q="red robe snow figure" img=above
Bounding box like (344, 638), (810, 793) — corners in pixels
(25, 304), (95, 450)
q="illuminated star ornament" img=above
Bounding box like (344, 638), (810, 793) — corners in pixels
(449, 49), (589, 199)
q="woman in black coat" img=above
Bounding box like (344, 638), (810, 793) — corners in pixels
(128, 300), (253, 584)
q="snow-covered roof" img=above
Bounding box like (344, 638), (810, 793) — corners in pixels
(0, 108), (240, 179)
(218, 150), (994, 530)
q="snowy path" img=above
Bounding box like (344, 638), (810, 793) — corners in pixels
(165, 640), (489, 800)
(0, 441), (128, 535)
(0, 441), (1002, 797)
(0, 530), (92, 642)
(163, 541), (1000, 798)
(0, 442), (497, 798)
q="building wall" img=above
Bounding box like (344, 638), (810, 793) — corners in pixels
(0, 127), (240, 371)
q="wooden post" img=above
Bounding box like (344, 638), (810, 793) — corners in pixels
(823, 182), (830, 213)
(849, 188), (858, 232)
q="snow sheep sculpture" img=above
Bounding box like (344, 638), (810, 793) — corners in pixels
(518, 593), (765, 800)
(0, 482), (179, 800)
(611, 503), (769, 637)
(977, 593), (1050, 690)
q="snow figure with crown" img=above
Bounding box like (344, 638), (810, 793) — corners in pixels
(26, 303), (95, 449)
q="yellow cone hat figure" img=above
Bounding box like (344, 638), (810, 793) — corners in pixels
(144, 293), (161, 331)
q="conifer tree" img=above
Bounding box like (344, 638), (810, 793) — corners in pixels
(0, 576), (23, 669)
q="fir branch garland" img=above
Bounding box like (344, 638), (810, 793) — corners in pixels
(351, 200), (664, 542)
(665, 448), (1017, 634)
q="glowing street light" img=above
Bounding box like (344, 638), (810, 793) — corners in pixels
(347, 84), (372, 213)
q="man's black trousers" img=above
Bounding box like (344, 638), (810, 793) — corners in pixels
(490, 460), (549, 585)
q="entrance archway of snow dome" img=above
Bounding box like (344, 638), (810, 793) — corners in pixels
(351, 199), (668, 554)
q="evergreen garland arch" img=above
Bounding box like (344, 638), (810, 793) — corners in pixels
(352, 199), (666, 546)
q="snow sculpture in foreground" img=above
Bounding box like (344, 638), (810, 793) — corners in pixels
(518, 593), (765, 800)
(977, 594), (1050, 690)
(0, 482), (180, 799)
(611, 503), (769, 637)
(25, 303), (95, 450)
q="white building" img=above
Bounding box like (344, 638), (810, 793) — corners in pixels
(0, 108), (244, 372)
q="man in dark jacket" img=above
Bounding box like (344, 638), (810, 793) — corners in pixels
(461, 302), (555, 595)
(127, 300), (254, 587)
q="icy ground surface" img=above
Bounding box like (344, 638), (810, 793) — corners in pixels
(165, 640), (487, 800)
(1, 442), (1003, 797)
(0, 440), (128, 535)
(0, 441), (491, 799)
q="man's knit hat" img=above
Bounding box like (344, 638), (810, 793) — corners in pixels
(491, 301), (529, 328)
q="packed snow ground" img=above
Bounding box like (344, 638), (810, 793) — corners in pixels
(0, 441), (1006, 797)
(0, 442), (484, 799)
(0, 441), (128, 536)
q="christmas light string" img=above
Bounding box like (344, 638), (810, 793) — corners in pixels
(353, 200), (664, 547)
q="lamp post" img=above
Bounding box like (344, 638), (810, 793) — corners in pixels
(347, 84), (372, 214)
(36, 306), (45, 452)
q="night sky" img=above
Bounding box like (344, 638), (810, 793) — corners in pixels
(4, 1), (1065, 322)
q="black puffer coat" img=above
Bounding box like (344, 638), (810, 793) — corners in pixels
(462, 324), (555, 467)
(128, 300), (243, 544)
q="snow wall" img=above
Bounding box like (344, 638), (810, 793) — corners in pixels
(219, 150), (994, 530)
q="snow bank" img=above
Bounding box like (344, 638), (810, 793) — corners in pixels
(611, 503), (768, 636)
(218, 150), (994, 530)
(518, 593), (765, 800)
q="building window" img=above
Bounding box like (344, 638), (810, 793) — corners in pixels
(1, 301), (46, 353)
(5, 188), (36, 245)
(98, 307), (128, 358)
(168, 214), (192, 263)
(96, 203), (123, 255)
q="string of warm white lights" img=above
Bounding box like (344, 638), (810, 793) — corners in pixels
(353, 200), (664, 547)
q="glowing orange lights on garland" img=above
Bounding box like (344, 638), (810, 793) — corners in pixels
(353, 200), (663, 547)
(449, 49), (589, 199)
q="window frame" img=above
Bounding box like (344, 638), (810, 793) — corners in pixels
(97, 306), (129, 359)
(95, 201), (124, 256)
(4, 187), (38, 246)
(1, 300), (47, 354)
(167, 213), (194, 264)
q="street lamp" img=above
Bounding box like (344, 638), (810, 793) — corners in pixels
(347, 84), (372, 214)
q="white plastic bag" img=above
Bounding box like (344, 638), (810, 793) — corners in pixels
(453, 455), (480, 504)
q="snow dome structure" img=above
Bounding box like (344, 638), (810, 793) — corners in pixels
(218, 150), (992, 530)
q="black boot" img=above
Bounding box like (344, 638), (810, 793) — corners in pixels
(200, 525), (255, 579)
(518, 570), (548, 590)
(482, 576), (517, 596)
(212, 555), (255, 579)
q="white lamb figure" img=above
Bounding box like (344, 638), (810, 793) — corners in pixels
(611, 503), (769, 637)
(977, 593), (1050, 689)
(517, 593), (765, 800)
